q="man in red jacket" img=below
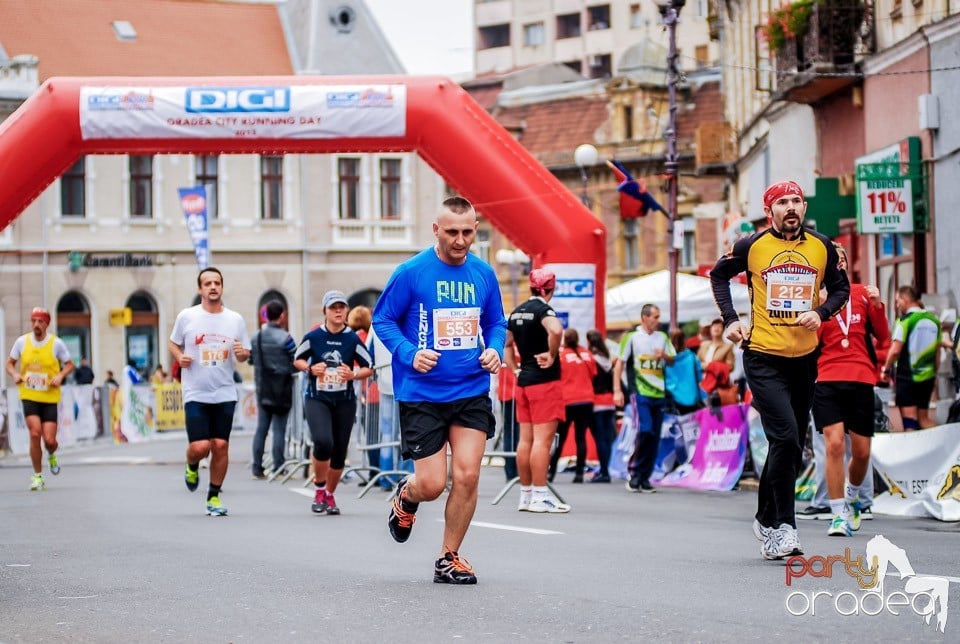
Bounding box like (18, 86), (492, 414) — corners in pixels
(811, 245), (890, 537)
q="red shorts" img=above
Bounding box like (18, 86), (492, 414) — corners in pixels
(515, 380), (565, 424)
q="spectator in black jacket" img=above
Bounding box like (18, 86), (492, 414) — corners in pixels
(73, 358), (95, 385)
(249, 301), (297, 479)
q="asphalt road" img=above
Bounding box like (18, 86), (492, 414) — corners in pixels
(1, 432), (957, 643)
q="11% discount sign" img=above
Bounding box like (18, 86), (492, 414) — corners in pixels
(856, 140), (921, 234)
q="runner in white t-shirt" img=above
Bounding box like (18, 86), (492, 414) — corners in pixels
(168, 267), (251, 516)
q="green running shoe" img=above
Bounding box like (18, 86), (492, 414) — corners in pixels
(184, 464), (199, 492)
(828, 515), (853, 537)
(206, 496), (228, 517)
(846, 498), (862, 532)
(48, 454), (60, 475)
(30, 474), (45, 491)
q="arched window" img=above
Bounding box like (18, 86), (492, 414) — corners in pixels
(257, 289), (289, 330)
(56, 291), (91, 362)
(125, 291), (159, 377)
(349, 288), (381, 311)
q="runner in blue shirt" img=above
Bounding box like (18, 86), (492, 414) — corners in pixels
(294, 290), (372, 515)
(373, 196), (506, 585)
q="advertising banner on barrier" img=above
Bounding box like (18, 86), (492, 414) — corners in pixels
(235, 385), (258, 432)
(659, 404), (749, 491)
(155, 382), (186, 431)
(79, 85), (407, 140)
(72, 385), (98, 440)
(119, 378), (155, 443)
(871, 423), (960, 521)
(4, 388), (28, 455)
(653, 411), (700, 480)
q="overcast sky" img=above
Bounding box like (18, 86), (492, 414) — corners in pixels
(364, 0), (474, 78)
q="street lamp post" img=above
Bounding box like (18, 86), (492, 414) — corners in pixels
(574, 143), (599, 207)
(495, 248), (530, 309)
(657, 0), (685, 330)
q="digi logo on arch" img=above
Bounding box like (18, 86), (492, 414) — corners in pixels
(554, 279), (595, 298)
(185, 88), (291, 113)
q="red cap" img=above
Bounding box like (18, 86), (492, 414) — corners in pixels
(529, 268), (556, 292)
(762, 180), (804, 208)
(30, 307), (51, 324)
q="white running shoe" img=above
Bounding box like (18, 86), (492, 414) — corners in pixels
(761, 524), (803, 559)
(528, 496), (571, 514)
(753, 519), (774, 542)
(517, 492), (532, 512)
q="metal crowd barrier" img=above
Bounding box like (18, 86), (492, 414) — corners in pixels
(270, 376), (310, 483)
(343, 363), (411, 499)
(264, 364), (564, 505)
(487, 377), (565, 505)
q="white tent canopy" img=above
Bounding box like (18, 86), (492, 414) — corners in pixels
(606, 269), (751, 326)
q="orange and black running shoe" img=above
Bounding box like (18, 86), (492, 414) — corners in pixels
(388, 478), (419, 543)
(434, 551), (477, 585)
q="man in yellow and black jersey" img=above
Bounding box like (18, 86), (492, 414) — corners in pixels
(710, 180), (849, 561)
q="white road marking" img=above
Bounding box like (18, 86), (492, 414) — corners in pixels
(445, 519), (563, 535)
(289, 489), (562, 533)
(57, 595), (98, 600)
(6, 563), (31, 567)
(75, 457), (152, 464)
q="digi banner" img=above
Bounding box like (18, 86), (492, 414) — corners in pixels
(179, 187), (210, 269)
(79, 85), (407, 140)
(541, 263), (596, 338)
(871, 423), (960, 521)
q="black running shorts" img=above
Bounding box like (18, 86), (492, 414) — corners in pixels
(21, 400), (58, 423)
(812, 381), (875, 437)
(398, 395), (495, 460)
(185, 401), (236, 443)
(894, 378), (936, 409)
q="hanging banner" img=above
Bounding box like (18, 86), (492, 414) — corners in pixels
(541, 262), (596, 338)
(179, 187), (210, 270)
(659, 404), (749, 491)
(79, 85), (407, 140)
(871, 423), (960, 521)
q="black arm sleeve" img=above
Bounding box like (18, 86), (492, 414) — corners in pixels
(710, 236), (751, 328)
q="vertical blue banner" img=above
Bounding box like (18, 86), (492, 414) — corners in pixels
(178, 187), (209, 270)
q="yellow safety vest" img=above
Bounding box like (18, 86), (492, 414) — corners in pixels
(18, 334), (63, 404)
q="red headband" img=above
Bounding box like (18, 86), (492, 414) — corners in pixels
(762, 180), (804, 208)
(30, 307), (50, 323)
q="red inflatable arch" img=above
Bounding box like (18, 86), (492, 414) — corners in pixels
(0, 75), (606, 330)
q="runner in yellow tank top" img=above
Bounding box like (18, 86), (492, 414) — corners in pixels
(5, 307), (75, 490)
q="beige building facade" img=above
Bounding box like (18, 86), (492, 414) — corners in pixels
(475, 0), (719, 77)
(0, 0), (449, 386)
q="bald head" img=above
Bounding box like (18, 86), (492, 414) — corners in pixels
(433, 197), (478, 265)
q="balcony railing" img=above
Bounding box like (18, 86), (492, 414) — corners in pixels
(332, 218), (413, 247)
(775, 0), (875, 103)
